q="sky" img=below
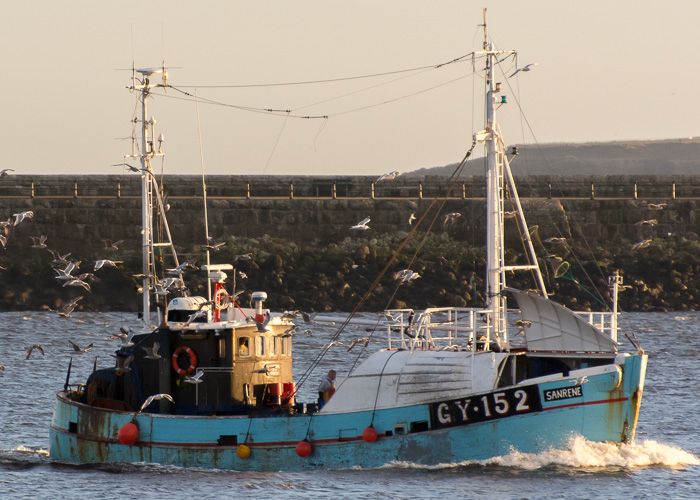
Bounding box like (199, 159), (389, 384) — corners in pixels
(1, 1), (698, 177)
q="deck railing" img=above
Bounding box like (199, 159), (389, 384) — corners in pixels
(384, 307), (619, 351)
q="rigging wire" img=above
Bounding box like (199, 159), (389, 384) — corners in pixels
(158, 69), (475, 120)
(174, 52), (478, 88)
(261, 111), (290, 174)
(346, 141), (477, 375)
(296, 141), (477, 392)
(149, 52), (486, 121)
(493, 49), (615, 314)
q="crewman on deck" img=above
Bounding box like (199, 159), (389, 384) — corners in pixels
(317, 369), (337, 408)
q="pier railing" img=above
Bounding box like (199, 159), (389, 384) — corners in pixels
(1, 175), (700, 201)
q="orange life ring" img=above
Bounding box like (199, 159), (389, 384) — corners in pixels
(172, 346), (198, 376)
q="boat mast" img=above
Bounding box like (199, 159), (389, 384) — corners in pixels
(478, 9), (514, 338)
(128, 68), (170, 329)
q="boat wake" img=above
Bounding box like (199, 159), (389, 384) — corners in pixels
(385, 437), (699, 471)
(0, 446), (50, 471)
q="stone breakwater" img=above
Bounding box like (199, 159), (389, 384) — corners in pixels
(1, 174), (699, 313)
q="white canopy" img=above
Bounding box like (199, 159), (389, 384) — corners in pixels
(507, 288), (618, 352)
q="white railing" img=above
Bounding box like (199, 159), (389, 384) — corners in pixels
(384, 307), (619, 351)
(573, 310), (619, 340)
(384, 307), (498, 351)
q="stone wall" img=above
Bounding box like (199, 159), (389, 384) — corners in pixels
(0, 175), (698, 252)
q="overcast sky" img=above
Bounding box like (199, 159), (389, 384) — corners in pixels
(1, 1), (697, 177)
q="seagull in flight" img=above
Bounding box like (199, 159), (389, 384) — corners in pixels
(117, 328), (135, 347)
(442, 213), (461, 226)
(68, 340), (94, 354)
(0, 169), (14, 176)
(247, 312), (271, 332)
(114, 353), (134, 375)
(235, 253), (253, 263)
(94, 259), (123, 271)
(510, 63), (538, 77)
(394, 269), (413, 281)
(12, 211), (34, 227)
(102, 239), (124, 251)
(351, 217), (371, 231)
(63, 279), (91, 292)
(376, 171), (400, 182)
(401, 271), (420, 283)
(30, 234), (48, 249)
(301, 311), (317, 325)
(634, 219), (658, 227)
(58, 296), (83, 317)
(632, 239), (652, 251)
(347, 337), (370, 351)
(166, 258), (197, 275)
(139, 393), (174, 412)
(647, 203), (667, 211)
(408, 213), (416, 225)
(142, 341), (161, 360)
(185, 309), (207, 326)
(543, 237), (567, 245)
(47, 249), (72, 266)
(201, 236), (226, 252)
(185, 371), (204, 384)
(25, 344), (45, 359)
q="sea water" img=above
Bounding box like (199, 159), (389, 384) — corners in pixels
(0, 311), (698, 499)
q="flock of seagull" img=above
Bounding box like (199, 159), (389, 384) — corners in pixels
(1, 165), (671, 387)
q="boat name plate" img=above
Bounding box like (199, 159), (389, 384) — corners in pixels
(430, 385), (542, 429)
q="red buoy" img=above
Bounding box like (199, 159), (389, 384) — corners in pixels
(118, 422), (139, 445)
(296, 440), (312, 457)
(362, 426), (378, 443)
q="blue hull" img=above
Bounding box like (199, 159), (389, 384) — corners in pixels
(49, 354), (646, 470)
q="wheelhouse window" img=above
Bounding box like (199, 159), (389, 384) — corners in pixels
(238, 337), (250, 357)
(255, 336), (266, 357)
(281, 337), (290, 356)
(271, 336), (279, 356)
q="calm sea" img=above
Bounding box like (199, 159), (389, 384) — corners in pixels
(1, 311), (698, 499)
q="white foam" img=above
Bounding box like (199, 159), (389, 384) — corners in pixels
(382, 437), (699, 470)
(12, 445), (49, 456)
(485, 436), (700, 469)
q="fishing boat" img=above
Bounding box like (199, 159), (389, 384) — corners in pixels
(49, 11), (647, 470)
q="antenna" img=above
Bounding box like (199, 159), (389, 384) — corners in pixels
(194, 89), (212, 302)
(161, 23), (168, 87)
(130, 25), (136, 90)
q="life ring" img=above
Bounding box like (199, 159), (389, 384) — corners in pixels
(172, 346), (198, 376)
(214, 288), (231, 311)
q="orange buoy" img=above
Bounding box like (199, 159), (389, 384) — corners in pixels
(171, 345), (198, 376)
(236, 444), (251, 459)
(362, 426), (378, 443)
(118, 422), (139, 445)
(296, 440), (312, 457)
